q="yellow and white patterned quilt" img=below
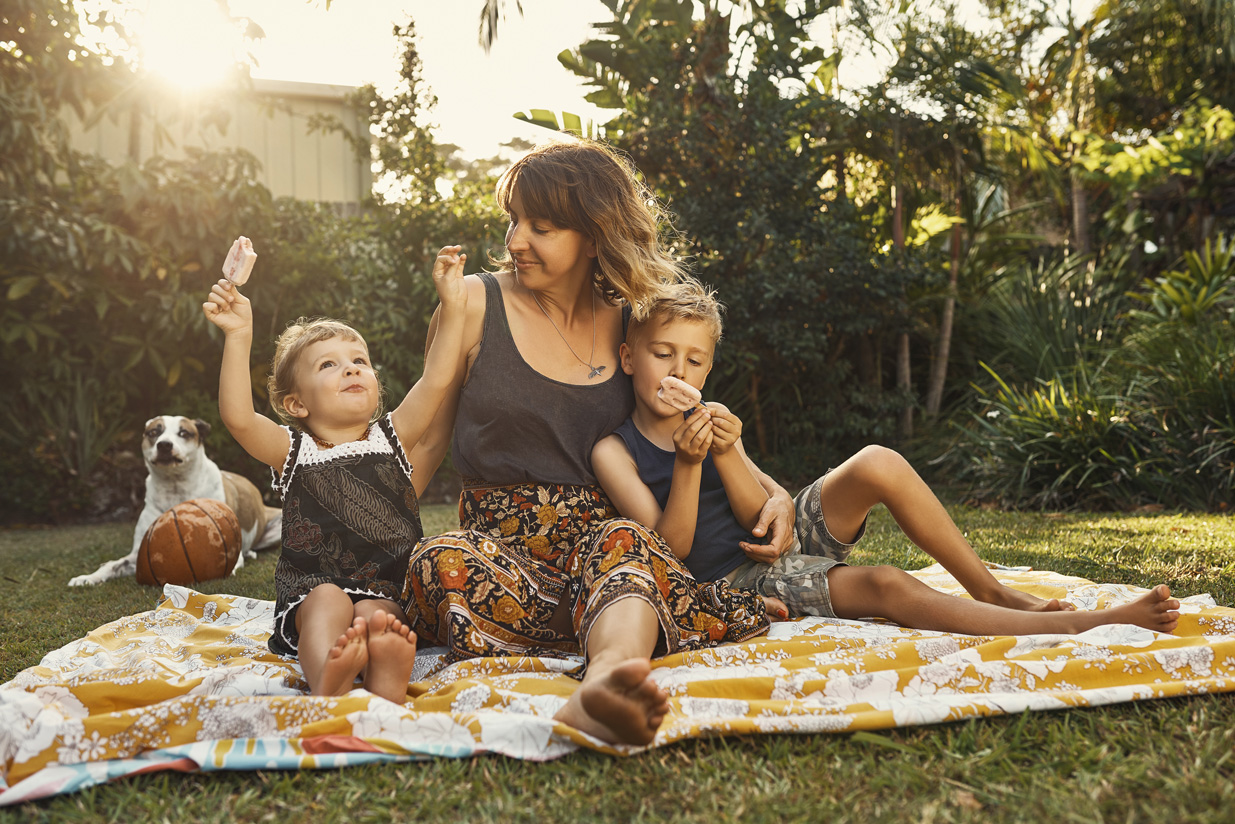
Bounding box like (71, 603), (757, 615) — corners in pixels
(3, 565), (1233, 805)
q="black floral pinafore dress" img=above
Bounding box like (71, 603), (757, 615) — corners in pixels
(268, 413), (422, 656)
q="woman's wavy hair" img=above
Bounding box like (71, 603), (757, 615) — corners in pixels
(267, 317), (383, 428)
(493, 139), (688, 320)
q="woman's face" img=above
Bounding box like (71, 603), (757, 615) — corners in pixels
(504, 189), (597, 288)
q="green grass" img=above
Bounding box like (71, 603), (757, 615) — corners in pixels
(3, 505), (1234, 822)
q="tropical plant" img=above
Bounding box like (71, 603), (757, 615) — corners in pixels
(952, 238), (1235, 512)
(1127, 235), (1235, 327)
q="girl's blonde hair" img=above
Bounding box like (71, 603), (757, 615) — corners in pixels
(494, 139), (687, 320)
(267, 317), (383, 428)
(628, 277), (724, 344)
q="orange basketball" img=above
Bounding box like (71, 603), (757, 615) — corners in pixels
(137, 498), (242, 586)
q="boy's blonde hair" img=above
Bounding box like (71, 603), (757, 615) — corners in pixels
(494, 139), (687, 320)
(267, 317), (382, 427)
(629, 277), (724, 345)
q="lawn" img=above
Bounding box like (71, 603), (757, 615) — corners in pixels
(2, 505), (1233, 822)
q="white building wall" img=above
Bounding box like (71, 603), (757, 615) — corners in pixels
(67, 78), (370, 213)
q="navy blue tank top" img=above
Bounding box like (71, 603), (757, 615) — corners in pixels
(612, 418), (755, 582)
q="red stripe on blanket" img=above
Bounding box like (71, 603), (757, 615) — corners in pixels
(301, 735), (385, 755)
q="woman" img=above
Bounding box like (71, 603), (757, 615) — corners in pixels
(402, 140), (794, 746)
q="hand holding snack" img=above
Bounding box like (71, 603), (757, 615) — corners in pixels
(222, 236), (257, 285)
(203, 278), (253, 337)
(672, 406), (713, 465)
(706, 403), (742, 455)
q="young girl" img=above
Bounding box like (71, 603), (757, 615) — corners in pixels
(202, 245), (467, 704)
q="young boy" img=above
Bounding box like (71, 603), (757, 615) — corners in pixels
(591, 279), (1182, 635)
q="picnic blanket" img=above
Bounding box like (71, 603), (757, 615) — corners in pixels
(3, 565), (1234, 806)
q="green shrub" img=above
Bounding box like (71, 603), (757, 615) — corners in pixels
(952, 238), (1235, 512)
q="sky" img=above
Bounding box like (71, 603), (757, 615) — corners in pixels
(119, 0), (1100, 160)
(130, 0), (616, 159)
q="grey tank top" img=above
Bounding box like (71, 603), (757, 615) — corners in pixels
(451, 272), (635, 486)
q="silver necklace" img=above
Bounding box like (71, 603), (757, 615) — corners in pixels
(529, 287), (606, 379)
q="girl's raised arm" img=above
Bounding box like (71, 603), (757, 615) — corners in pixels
(203, 279), (290, 471)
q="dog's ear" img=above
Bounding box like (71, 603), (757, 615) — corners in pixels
(194, 419), (212, 440)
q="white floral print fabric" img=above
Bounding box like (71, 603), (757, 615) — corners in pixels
(2, 565), (1233, 805)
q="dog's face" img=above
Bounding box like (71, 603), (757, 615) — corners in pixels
(142, 416), (211, 470)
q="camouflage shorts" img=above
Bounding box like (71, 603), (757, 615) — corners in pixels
(726, 472), (866, 618)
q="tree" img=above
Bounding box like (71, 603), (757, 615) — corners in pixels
(478, 0), (524, 52)
(530, 0), (943, 476)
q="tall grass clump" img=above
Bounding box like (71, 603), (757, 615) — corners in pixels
(951, 238), (1235, 512)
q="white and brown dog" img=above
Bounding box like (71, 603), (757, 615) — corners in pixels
(69, 415), (282, 586)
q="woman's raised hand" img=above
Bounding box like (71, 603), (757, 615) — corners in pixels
(432, 245), (468, 307)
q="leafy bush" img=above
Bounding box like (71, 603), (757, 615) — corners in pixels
(952, 238), (1235, 512)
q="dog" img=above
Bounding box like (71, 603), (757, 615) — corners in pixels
(69, 416), (282, 586)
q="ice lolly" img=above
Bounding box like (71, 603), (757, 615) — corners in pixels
(222, 236), (257, 285)
(658, 376), (702, 412)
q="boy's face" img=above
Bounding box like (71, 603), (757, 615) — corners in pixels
(621, 316), (716, 417)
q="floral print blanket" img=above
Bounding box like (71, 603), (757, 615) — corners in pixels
(3, 565), (1234, 805)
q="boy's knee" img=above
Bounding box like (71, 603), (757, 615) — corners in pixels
(853, 445), (912, 486)
(866, 564), (913, 598)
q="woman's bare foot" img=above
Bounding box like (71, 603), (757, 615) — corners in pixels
(1083, 584), (1180, 633)
(982, 583), (1076, 613)
(555, 658), (669, 746)
(363, 610), (417, 704)
(316, 617), (368, 696)
(763, 595), (789, 620)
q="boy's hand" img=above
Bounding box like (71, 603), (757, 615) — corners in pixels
(706, 403), (742, 455)
(673, 407), (713, 464)
(432, 245), (468, 307)
(203, 279), (253, 337)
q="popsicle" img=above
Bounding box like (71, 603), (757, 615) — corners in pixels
(222, 236), (257, 285)
(658, 376), (702, 412)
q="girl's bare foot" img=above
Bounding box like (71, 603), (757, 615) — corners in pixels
(363, 610), (417, 704)
(317, 617), (368, 696)
(1088, 584), (1180, 633)
(555, 658), (669, 746)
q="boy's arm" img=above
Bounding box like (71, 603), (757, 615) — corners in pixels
(202, 280), (289, 470)
(391, 247), (468, 450)
(707, 403), (770, 532)
(591, 431), (703, 561)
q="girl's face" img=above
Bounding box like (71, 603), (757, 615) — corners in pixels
(283, 335), (379, 429)
(504, 189), (597, 288)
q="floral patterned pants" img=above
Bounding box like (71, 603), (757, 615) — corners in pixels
(400, 483), (770, 664)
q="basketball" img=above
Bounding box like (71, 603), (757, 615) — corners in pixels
(137, 499), (242, 586)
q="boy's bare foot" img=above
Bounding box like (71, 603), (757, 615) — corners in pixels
(555, 658), (669, 746)
(1087, 584), (1180, 633)
(318, 617), (368, 696)
(363, 609), (417, 704)
(762, 595), (789, 620)
(984, 583), (1076, 613)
